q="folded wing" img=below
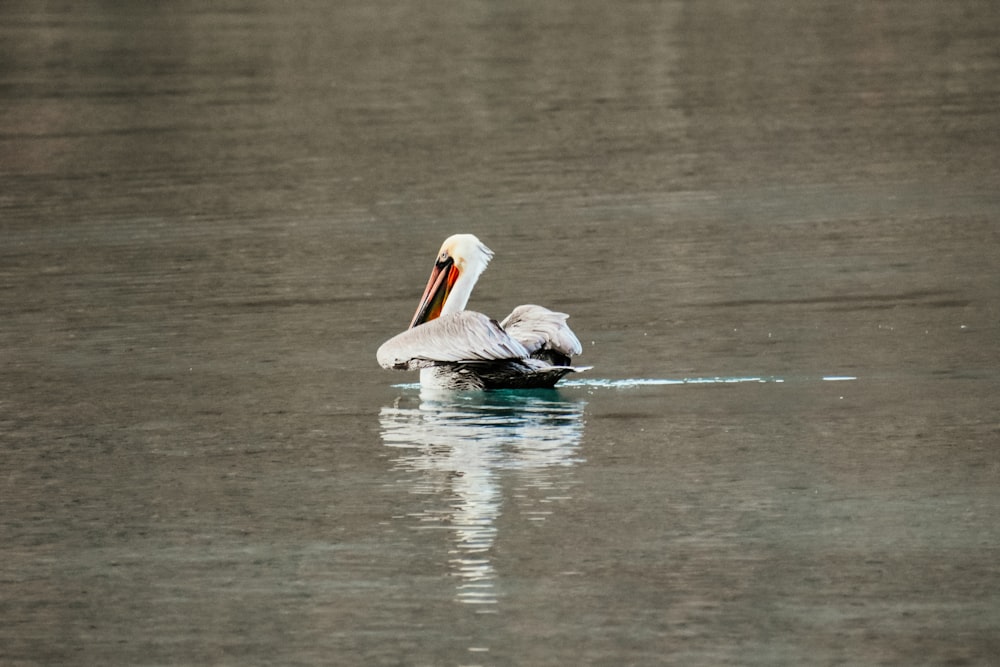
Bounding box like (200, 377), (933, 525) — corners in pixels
(500, 304), (582, 366)
(377, 311), (531, 371)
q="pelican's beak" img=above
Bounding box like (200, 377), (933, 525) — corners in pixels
(409, 256), (459, 328)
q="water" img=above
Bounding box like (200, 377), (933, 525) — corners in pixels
(381, 389), (586, 609)
(2, 1), (999, 665)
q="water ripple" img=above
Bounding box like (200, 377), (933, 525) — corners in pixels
(395, 375), (857, 392)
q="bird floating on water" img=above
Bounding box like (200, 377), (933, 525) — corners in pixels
(377, 234), (589, 390)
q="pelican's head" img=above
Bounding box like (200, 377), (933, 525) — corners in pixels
(409, 234), (493, 328)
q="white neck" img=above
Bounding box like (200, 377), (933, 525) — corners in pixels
(441, 269), (479, 315)
(436, 234), (493, 316)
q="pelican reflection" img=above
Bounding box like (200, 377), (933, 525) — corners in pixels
(379, 388), (586, 608)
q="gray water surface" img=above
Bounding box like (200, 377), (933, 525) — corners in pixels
(2, 2), (999, 665)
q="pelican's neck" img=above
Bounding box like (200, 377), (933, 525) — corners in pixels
(441, 269), (479, 316)
(436, 234), (493, 317)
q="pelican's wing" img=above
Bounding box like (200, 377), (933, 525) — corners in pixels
(377, 311), (531, 371)
(500, 304), (583, 358)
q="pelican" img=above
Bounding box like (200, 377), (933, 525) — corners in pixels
(377, 234), (589, 390)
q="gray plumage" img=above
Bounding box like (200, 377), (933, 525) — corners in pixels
(376, 234), (589, 390)
(377, 307), (588, 390)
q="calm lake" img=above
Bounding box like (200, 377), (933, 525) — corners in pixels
(2, 1), (999, 665)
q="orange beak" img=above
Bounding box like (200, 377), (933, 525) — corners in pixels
(409, 256), (459, 328)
